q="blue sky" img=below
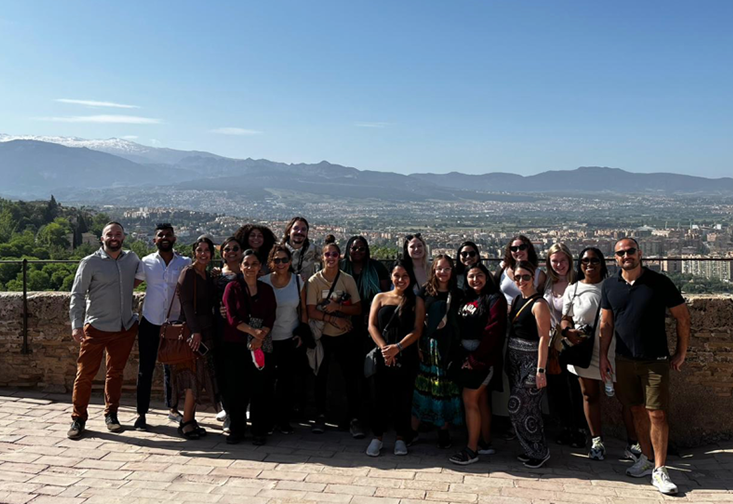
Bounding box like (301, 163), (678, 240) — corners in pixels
(1, 1), (731, 177)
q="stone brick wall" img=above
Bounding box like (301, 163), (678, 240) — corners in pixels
(0, 292), (731, 446)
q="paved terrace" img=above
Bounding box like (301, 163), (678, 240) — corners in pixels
(0, 390), (731, 504)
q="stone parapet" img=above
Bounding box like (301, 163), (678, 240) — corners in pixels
(0, 292), (731, 446)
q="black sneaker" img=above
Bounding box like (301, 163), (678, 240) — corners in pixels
(477, 440), (495, 455)
(133, 415), (148, 431)
(555, 428), (573, 445)
(105, 413), (122, 432)
(571, 430), (586, 448)
(405, 430), (420, 447)
(226, 431), (244, 445)
(252, 435), (266, 446)
(523, 452), (550, 469)
(278, 423), (294, 435)
(349, 418), (366, 439)
(449, 447), (479, 466)
(437, 429), (452, 449)
(517, 454), (530, 463)
(67, 419), (85, 439)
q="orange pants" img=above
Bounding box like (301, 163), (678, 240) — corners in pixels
(71, 322), (138, 421)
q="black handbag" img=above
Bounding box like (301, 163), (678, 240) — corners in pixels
(559, 285), (600, 369)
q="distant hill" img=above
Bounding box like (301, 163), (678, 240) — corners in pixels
(1, 135), (732, 202)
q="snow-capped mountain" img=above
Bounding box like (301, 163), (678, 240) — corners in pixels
(0, 133), (222, 165)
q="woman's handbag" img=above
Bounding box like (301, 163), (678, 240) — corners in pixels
(558, 284), (599, 369)
(158, 273), (196, 365)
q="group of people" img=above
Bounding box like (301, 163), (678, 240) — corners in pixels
(67, 219), (690, 496)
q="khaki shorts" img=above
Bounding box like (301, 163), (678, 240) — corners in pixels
(615, 355), (670, 411)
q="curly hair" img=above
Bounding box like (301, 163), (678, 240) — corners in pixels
(502, 235), (539, 270)
(234, 224), (277, 264)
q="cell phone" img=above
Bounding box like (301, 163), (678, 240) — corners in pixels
(197, 342), (209, 357)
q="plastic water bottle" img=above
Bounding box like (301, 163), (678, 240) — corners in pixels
(604, 371), (615, 397)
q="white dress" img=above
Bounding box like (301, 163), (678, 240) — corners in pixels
(561, 280), (616, 381)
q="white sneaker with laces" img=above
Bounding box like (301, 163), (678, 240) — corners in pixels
(222, 417), (231, 434)
(626, 454), (654, 478)
(652, 466), (678, 495)
(216, 410), (228, 422)
(394, 439), (408, 456)
(366, 438), (383, 457)
(588, 436), (606, 461)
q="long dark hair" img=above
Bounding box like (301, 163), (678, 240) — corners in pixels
(463, 263), (499, 317)
(502, 235), (539, 270)
(234, 224), (276, 264)
(267, 244), (294, 273)
(455, 240), (481, 276)
(391, 259), (416, 317)
(192, 236), (215, 259)
(341, 236), (381, 303)
(576, 247), (609, 282)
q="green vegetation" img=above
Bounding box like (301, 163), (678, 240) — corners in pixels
(668, 273), (733, 295)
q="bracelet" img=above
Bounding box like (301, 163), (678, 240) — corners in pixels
(396, 342), (404, 352)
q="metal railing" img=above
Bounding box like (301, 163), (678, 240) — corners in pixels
(2, 256), (731, 355)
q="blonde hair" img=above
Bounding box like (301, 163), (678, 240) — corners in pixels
(545, 243), (576, 287)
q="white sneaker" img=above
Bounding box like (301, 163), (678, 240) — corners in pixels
(222, 417), (231, 434)
(626, 454), (654, 478)
(652, 466), (678, 495)
(394, 439), (408, 456)
(167, 410), (183, 423)
(366, 438), (383, 457)
(588, 437), (606, 461)
(216, 410), (228, 422)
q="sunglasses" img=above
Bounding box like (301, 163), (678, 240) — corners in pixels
(272, 257), (290, 265)
(324, 252), (340, 258)
(615, 248), (637, 257)
(223, 246), (240, 252)
(460, 250), (477, 258)
(510, 244), (529, 253)
(350, 246), (366, 253)
(514, 273), (533, 282)
(580, 257), (601, 265)
(405, 232), (423, 241)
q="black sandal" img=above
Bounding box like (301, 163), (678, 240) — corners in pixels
(192, 420), (207, 437)
(178, 420), (200, 440)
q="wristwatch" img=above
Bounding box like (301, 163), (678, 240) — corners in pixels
(396, 342), (404, 353)
(537, 367), (546, 374)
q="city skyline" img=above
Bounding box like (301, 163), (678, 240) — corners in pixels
(1, 1), (731, 177)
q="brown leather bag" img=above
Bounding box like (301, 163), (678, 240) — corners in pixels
(158, 273), (196, 365)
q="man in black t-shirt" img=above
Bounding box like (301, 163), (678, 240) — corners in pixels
(599, 238), (690, 495)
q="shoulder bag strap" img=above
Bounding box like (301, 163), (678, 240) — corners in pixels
(513, 293), (541, 323)
(294, 273), (303, 320)
(167, 267), (197, 323)
(325, 269), (341, 301)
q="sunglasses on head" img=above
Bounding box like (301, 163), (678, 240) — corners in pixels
(460, 250), (477, 258)
(272, 257), (290, 265)
(615, 248), (637, 257)
(405, 232), (422, 241)
(510, 244), (529, 253)
(324, 251), (339, 258)
(514, 273), (533, 282)
(581, 257), (601, 265)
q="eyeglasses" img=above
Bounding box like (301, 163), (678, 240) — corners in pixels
(510, 244), (529, 253)
(580, 257), (601, 265)
(272, 257), (290, 265)
(460, 250), (477, 258)
(324, 252), (340, 258)
(615, 248), (637, 257)
(514, 274), (533, 282)
(436, 267), (452, 273)
(350, 246), (366, 253)
(223, 246), (240, 252)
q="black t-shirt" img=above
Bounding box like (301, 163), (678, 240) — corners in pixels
(458, 298), (486, 341)
(600, 267), (684, 360)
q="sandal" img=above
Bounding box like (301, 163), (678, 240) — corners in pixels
(178, 420), (200, 440)
(192, 420), (207, 437)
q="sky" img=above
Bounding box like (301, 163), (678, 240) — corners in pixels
(1, 1), (731, 177)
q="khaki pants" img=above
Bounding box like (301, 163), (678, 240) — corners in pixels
(71, 322), (138, 421)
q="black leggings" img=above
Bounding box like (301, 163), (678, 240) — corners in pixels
(316, 333), (360, 420)
(272, 338), (302, 425)
(372, 363), (416, 438)
(223, 342), (274, 437)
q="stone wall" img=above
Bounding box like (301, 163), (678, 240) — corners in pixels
(0, 292), (732, 446)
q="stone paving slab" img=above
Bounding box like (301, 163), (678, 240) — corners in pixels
(0, 389), (731, 503)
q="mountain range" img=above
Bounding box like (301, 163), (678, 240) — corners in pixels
(1, 134), (732, 201)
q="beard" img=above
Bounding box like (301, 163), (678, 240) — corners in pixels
(156, 240), (174, 252)
(104, 239), (122, 251)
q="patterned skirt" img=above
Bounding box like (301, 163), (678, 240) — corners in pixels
(411, 338), (463, 427)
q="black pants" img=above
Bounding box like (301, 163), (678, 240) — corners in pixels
(136, 317), (174, 414)
(372, 362), (416, 438)
(316, 333), (360, 421)
(547, 368), (586, 432)
(272, 338), (301, 425)
(223, 342), (274, 437)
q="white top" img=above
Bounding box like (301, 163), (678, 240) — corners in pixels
(260, 273), (303, 341)
(561, 280), (616, 380)
(137, 252), (191, 326)
(543, 283), (567, 327)
(499, 267), (542, 306)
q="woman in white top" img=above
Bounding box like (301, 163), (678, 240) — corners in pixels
(543, 244), (586, 449)
(260, 244), (308, 434)
(560, 247), (639, 461)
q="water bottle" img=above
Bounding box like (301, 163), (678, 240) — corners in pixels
(604, 371), (615, 397)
